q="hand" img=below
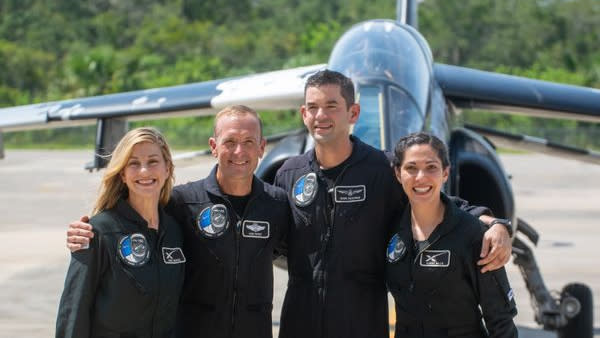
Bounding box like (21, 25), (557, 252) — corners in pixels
(477, 219), (511, 273)
(66, 215), (94, 252)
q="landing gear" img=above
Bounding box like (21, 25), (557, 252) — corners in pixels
(512, 218), (593, 337)
(558, 283), (594, 338)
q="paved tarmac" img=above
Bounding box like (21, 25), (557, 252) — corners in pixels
(0, 150), (598, 337)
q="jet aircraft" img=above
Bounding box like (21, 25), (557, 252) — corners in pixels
(0, 1), (598, 337)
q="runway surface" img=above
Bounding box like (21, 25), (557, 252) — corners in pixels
(0, 150), (598, 337)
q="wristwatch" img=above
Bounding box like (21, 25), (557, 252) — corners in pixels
(489, 218), (513, 237)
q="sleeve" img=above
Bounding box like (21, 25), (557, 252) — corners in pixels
(470, 227), (518, 338)
(55, 228), (106, 338)
(166, 188), (188, 225)
(448, 195), (493, 218)
(384, 166), (407, 235)
(273, 169), (292, 263)
(273, 204), (292, 260)
(273, 167), (289, 191)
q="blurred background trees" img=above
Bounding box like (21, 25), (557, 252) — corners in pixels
(1, 0), (598, 149)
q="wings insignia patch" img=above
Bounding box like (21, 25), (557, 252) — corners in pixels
(242, 220), (270, 239)
(334, 185), (366, 203)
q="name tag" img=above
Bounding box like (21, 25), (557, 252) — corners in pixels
(242, 220), (270, 239)
(419, 250), (450, 267)
(162, 247), (186, 264)
(334, 185), (366, 203)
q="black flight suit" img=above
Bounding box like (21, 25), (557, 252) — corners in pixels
(274, 136), (405, 338)
(168, 166), (290, 338)
(56, 199), (185, 338)
(386, 193), (518, 338)
(274, 136), (491, 338)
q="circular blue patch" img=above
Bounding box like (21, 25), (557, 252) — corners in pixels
(293, 172), (318, 207)
(118, 233), (150, 267)
(387, 233), (406, 263)
(197, 204), (229, 238)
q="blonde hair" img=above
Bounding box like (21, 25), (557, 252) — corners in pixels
(213, 105), (263, 139)
(92, 127), (175, 215)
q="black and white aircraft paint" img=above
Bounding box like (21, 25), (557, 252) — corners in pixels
(0, 1), (598, 336)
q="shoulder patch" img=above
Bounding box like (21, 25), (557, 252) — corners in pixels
(197, 204), (230, 238)
(293, 172), (318, 207)
(118, 233), (150, 267)
(507, 288), (514, 302)
(387, 233), (406, 263)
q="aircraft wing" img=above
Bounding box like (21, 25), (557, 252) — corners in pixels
(434, 63), (600, 123)
(435, 63), (600, 164)
(465, 123), (600, 165)
(0, 64), (325, 132)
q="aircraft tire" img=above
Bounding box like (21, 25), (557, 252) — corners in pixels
(557, 283), (593, 338)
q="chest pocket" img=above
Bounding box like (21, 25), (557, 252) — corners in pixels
(413, 249), (457, 292)
(333, 184), (369, 223)
(241, 220), (270, 239)
(108, 232), (156, 295)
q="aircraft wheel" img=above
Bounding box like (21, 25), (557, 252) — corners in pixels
(557, 283), (593, 338)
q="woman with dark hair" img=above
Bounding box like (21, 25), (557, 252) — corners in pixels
(386, 132), (518, 338)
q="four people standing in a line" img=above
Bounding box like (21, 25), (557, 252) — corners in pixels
(62, 70), (514, 337)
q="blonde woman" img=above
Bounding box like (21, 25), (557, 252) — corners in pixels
(56, 127), (185, 338)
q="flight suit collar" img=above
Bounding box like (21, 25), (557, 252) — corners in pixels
(428, 193), (460, 240)
(398, 192), (460, 255)
(203, 164), (265, 200)
(114, 198), (168, 233)
(307, 135), (371, 173)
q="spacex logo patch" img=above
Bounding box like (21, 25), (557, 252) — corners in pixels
(419, 250), (451, 267)
(242, 220), (270, 239)
(334, 185), (366, 203)
(162, 247), (186, 264)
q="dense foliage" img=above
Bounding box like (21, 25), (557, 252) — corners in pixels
(1, 0), (598, 149)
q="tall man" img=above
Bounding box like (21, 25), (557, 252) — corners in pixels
(67, 105), (291, 338)
(273, 70), (511, 338)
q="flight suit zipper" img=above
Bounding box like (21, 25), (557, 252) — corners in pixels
(149, 227), (163, 338)
(231, 219), (241, 335)
(228, 192), (260, 337)
(318, 164), (350, 338)
(406, 234), (442, 320)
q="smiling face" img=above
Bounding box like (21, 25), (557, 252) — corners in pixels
(120, 141), (170, 202)
(301, 84), (359, 146)
(395, 143), (449, 206)
(209, 113), (266, 183)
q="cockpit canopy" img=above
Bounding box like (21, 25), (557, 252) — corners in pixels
(328, 20), (434, 150)
(328, 19), (433, 117)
